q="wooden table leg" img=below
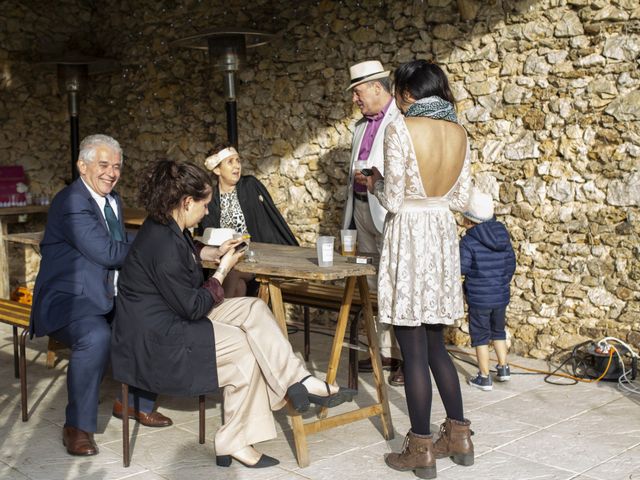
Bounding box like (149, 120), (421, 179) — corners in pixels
(357, 276), (393, 440)
(19, 328), (28, 421)
(348, 311), (359, 390)
(304, 306), (310, 361)
(257, 273), (390, 468)
(262, 279), (310, 465)
(256, 276), (270, 303)
(268, 281), (287, 337)
(318, 275), (356, 419)
(287, 277), (357, 466)
(256, 276), (288, 336)
(12, 326), (19, 378)
(0, 220), (10, 299)
(289, 408), (309, 467)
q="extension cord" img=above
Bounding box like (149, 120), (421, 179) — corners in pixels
(447, 340), (637, 389)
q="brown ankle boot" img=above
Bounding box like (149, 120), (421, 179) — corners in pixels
(433, 418), (474, 466)
(385, 430), (437, 479)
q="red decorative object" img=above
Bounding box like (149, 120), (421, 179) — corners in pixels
(0, 166), (28, 206)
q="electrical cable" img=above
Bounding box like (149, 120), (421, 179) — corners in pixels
(445, 347), (616, 385)
(598, 337), (640, 394)
(287, 321), (639, 394)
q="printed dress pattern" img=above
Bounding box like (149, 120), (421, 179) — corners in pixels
(373, 117), (471, 326)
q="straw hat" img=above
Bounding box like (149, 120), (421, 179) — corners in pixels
(346, 60), (390, 90)
(463, 188), (494, 223)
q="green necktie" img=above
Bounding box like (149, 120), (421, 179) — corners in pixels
(104, 200), (124, 242)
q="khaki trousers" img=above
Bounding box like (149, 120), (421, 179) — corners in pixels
(353, 198), (401, 360)
(208, 296), (309, 455)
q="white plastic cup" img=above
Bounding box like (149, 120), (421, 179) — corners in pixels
(316, 236), (335, 267)
(340, 229), (357, 256)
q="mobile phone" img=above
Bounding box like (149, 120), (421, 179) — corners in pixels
(235, 242), (249, 253)
(360, 168), (373, 176)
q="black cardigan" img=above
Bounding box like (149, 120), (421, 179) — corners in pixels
(200, 175), (299, 246)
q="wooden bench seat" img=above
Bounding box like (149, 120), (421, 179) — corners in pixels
(279, 280), (378, 389)
(279, 281), (378, 313)
(0, 298), (31, 421)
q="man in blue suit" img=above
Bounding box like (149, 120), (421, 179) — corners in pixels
(30, 134), (172, 456)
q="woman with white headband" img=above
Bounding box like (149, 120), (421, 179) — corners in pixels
(200, 143), (298, 296)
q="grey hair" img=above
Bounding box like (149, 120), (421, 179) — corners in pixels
(370, 77), (392, 93)
(78, 134), (123, 164)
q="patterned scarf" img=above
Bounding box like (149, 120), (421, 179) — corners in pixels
(405, 96), (458, 124)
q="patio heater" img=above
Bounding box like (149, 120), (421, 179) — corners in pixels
(173, 29), (273, 148)
(39, 55), (118, 181)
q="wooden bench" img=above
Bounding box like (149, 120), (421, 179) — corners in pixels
(279, 281), (378, 389)
(0, 298), (31, 421)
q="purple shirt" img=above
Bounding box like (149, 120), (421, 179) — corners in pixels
(354, 99), (393, 193)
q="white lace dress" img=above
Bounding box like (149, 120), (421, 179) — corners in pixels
(373, 117), (471, 326)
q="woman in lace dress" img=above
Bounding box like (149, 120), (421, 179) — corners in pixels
(366, 60), (474, 479)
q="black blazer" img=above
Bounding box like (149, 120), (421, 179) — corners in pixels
(111, 218), (219, 396)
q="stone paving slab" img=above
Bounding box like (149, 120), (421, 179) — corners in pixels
(1, 323), (639, 480)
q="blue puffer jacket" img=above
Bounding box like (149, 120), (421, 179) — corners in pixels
(460, 219), (516, 309)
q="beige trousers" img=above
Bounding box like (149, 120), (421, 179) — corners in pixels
(353, 198), (401, 360)
(208, 296), (309, 455)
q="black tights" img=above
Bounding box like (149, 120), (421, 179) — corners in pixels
(395, 324), (464, 435)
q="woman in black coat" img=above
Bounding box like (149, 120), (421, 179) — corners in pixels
(200, 144), (298, 297)
(111, 160), (354, 469)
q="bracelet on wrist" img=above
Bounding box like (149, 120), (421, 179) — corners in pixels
(216, 266), (228, 277)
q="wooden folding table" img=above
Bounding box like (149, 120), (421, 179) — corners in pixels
(204, 242), (394, 467)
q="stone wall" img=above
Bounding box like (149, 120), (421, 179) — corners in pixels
(1, 0), (638, 358)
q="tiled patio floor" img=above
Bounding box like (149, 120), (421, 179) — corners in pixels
(1, 322), (639, 480)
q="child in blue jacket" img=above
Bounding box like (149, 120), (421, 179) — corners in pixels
(460, 188), (516, 391)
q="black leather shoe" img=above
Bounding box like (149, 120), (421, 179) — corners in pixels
(216, 454), (280, 468)
(358, 355), (401, 372)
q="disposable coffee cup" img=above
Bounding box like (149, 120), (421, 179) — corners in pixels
(340, 229), (357, 256)
(316, 236), (335, 267)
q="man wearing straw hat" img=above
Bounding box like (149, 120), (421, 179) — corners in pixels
(343, 60), (403, 386)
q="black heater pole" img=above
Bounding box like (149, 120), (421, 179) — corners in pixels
(43, 56), (117, 183)
(225, 101), (238, 148)
(220, 53), (240, 149)
(57, 63), (88, 183)
(174, 29), (273, 150)
(68, 90), (80, 180)
(223, 69), (238, 148)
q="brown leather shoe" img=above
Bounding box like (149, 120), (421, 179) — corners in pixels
(112, 399), (173, 427)
(358, 355), (401, 372)
(389, 365), (405, 387)
(62, 426), (98, 456)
